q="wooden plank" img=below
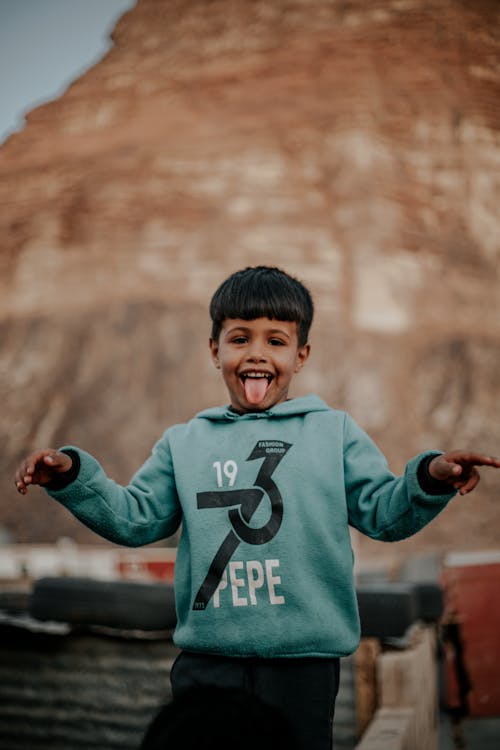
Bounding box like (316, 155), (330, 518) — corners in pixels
(355, 637), (381, 737)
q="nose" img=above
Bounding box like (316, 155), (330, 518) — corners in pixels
(246, 340), (267, 363)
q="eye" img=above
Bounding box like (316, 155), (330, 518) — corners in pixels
(231, 336), (248, 344)
(269, 338), (286, 346)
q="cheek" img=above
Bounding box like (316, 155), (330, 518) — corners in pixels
(222, 362), (238, 380)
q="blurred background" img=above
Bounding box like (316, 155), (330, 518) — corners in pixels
(0, 0), (499, 566)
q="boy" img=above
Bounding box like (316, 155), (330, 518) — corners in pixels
(15, 266), (499, 749)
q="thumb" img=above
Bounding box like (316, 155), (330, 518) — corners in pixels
(43, 451), (71, 472)
(429, 454), (462, 481)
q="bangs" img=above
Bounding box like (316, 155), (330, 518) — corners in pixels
(216, 276), (304, 323)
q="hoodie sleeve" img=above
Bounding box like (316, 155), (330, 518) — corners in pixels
(342, 414), (456, 541)
(46, 432), (182, 546)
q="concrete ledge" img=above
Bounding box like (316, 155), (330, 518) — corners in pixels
(355, 708), (413, 750)
(355, 625), (438, 750)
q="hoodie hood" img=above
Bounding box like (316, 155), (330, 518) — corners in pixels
(195, 394), (331, 421)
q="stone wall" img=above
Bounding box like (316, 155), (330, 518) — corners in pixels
(0, 0), (499, 559)
(0, 624), (176, 750)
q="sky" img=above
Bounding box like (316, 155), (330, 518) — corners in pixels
(0, 0), (136, 144)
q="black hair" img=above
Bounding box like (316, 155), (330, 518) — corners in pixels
(209, 266), (314, 346)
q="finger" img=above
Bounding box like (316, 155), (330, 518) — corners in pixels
(452, 453), (500, 468)
(479, 455), (500, 468)
(16, 476), (28, 494)
(16, 450), (56, 491)
(25, 451), (49, 476)
(25, 454), (44, 475)
(462, 454), (497, 468)
(24, 449), (59, 480)
(24, 460), (39, 483)
(15, 475), (27, 494)
(15, 463), (29, 493)
(457, 469), (480, 495)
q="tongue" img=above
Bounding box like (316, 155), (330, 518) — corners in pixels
(244, 377), (269, 405)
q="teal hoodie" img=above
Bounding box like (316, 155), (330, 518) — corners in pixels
(47, 395), (455, 658)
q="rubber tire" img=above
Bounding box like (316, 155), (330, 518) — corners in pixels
(412, 582), (444, 623)
(356, 583), (419, 639)
(30, 577), (177, 631)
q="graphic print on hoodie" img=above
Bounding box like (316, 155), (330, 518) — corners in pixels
(193, 440), (292, 610)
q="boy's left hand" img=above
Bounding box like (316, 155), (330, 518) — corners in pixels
(428, 451), (500, 495)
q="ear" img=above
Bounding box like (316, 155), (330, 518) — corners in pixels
(294, 343), (311, 372)
(209, 338), (221, 368)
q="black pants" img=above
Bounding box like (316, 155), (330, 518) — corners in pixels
(170, 651), (340, 750)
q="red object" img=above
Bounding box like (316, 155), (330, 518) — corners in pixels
(116, 550), (176, 582)
(442, 551), (500, 717)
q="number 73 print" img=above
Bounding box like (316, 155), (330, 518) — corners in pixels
(193, 441), (292, 610)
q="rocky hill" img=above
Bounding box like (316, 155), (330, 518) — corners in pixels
(1, 0), (499, 562)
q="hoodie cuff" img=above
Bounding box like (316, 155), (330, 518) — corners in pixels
(417, 453), (453, 495)
(45, 449), (81, 491)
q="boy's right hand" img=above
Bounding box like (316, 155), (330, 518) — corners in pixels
(15, 450), (73, 494)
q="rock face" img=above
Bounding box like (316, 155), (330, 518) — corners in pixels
(1, 0), (499, 561)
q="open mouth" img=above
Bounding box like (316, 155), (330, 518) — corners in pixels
(240, 371), (273, 405)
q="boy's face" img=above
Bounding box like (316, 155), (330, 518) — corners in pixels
(209, 318), (310, 413)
